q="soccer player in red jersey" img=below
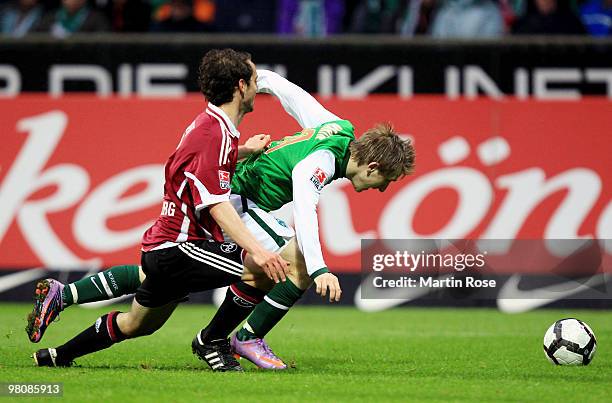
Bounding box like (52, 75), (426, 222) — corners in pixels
(32, 49), (289, 370)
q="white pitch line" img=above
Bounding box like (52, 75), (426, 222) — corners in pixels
(0, 268), (46, 294)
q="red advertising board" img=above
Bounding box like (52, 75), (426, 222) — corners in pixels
(1, 95), (611, 272)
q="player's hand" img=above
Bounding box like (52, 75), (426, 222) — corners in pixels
(314, 273), (342, 302)
(244, 134), (271, 155)
(252, 249), (290, 283)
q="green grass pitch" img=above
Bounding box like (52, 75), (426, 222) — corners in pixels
(0, 303), (610, 402)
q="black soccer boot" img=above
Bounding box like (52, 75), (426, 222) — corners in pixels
(33, 348), (72, 367)
(191, 335), (243, 372)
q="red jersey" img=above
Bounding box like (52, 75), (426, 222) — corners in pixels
(142, 103), (240, 251)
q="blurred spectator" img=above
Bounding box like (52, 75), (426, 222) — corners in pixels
(580, 0), (612, 36)
(349, 0), (402, 33)
(278, 0), (344, 36)
(498, 0), (518, 29)
(214, 0), (276, 32)
(150, 0), (212, 32)
(512, 0), (586, 34)
(99, 0), (151, 32)
(0, 0), (44, 37)
(396, 0), (436, 35)
(348, 0), (437, 36)
(505, 0), (527, 16)
(150, 0), (216, 32)
(430, 0), (504, 38)
(36, 0), (110, 37)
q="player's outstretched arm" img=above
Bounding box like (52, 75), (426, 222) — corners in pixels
(257, 69), (341, 129)
(209, 201), (289, 283)
(291, 151), (342, 302)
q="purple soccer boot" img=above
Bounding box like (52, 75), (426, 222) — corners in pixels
(26, 279), (64, 343)
(231, 334), (287, 370)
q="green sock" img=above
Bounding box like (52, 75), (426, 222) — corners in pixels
(62, 265), (141, 307)
(236, 279), (304, 341)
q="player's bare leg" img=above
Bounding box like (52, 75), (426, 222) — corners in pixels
(116, 299), (178, 338)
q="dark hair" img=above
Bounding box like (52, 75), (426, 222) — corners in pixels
(197, 49), (253, 106)
(349, 123), (415, 178)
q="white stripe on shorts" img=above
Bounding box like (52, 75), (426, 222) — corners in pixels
(183, 242), (243, 273)
(185, 242), (243, 269)
(178, 245), (242, 277)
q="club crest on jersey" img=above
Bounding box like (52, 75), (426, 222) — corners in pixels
(220, 242), (238, 253)
(218, 170), (230, 190)
(310, 167), (327, 191)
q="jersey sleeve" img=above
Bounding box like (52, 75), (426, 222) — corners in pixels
(291, 149), (336, 277)
(257, 69), (341, 129)
(183, 131), (232, 210)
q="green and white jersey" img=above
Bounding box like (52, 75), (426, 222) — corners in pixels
(231, 70), (355, 277)
(232, 120), (354, 211)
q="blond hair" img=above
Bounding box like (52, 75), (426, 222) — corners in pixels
(349, 123), (415, 178)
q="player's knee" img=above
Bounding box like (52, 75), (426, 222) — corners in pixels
(288, 268), (312, 290)
(117, 313), (152, 338)
(242, 268), (267, 284)
(243, 278), (274, 293)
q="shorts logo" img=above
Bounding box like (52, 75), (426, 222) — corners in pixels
(310, 167), (327, 191)
(219, 170), (230, 190)
(94, 317), (102, 333)
(220, 242), (238, 253)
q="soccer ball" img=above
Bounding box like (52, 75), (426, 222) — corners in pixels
(543, 318), (597, 365)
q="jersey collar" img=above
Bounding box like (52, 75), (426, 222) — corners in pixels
(206, 103), (241, 139)
(338, 146), (352, 178)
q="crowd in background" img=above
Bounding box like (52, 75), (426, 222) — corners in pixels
(1, 0), (611, 38)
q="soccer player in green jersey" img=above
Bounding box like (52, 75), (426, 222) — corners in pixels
(27, 69), (415, 371)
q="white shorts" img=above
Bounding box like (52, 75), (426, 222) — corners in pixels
(224, 194), (295, 253)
